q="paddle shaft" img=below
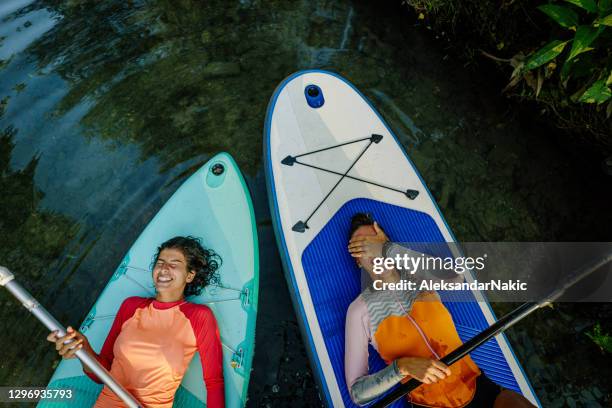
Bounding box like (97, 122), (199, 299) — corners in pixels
(371, 302), (539, 407)
(372, 252), (612, 408)
(0, 266), (142, 408)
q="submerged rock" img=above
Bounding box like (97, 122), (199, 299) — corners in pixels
(590, 387), (603, 399)
(202, 62), (241, 78)
(200, 30), (212, 44)
(549, 397), (564, 408)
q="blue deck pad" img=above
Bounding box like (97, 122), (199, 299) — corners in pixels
(301, 198), (521, 407)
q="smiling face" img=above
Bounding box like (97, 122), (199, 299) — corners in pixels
(152, 248), (195, 298)
(350, 224), (377, 275)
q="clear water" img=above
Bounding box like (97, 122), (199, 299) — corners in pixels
(1, 0), (611, 407)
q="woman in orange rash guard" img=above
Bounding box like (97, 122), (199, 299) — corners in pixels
(47, 236), (225, 408)
(346, 213), (534, 408)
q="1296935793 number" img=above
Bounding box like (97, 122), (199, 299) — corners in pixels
(0, 387), (74, 402)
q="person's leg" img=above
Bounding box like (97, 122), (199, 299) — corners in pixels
(467, 374), (535, 408)
(493, 389), (536, 408)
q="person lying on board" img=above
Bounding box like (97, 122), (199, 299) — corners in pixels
(47, 236), (225, 408)
(345, 213), (534, 408)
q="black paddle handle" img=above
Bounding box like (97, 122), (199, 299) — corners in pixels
(371, 302), (539, 408)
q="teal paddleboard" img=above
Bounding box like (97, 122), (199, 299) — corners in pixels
(38, 152), (259, 407)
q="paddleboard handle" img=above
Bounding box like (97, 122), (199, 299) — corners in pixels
(0, 266), (143, 408)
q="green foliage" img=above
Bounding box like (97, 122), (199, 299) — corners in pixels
(586, 323), (612, 353)
(402, 0), (611, 137)
(600, 0), (612, 14)
(567, 25), (602, 60)
(564, 0), (598, 13)
(597, 13), (612, 25)
(525, 40), (570, 69)
(537, 4), (579, 28)
(520, 0), (612, 107)
(579, 78), (612, 101)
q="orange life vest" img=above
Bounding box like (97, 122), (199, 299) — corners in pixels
(374, 298), (481, 408)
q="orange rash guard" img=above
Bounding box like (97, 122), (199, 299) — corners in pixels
(84, 296), (225, 408)
(375, 299), (480, 408)
(346, 292), (480, 407)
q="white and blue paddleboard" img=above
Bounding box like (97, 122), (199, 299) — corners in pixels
(264, 70), (540, 407)
(39, 152), (259, 408)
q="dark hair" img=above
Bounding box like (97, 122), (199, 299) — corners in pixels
(349, 212), (376, 239)
(152, 236), (221, 297)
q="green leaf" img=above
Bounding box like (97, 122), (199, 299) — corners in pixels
(561, 54), (598, 84)
(538, 4), (579, 28)
(560, 58), (576, 83)
(578, 79), (612, 103)
(607, 70), (612, 86)
(597, 13), (612, 25)
(564, 0), (598, 13)
(586, 323), (612, 352)
(525, 40), (570, 71)
(599, 0), (612, 15)
(567, 25), (601, 60)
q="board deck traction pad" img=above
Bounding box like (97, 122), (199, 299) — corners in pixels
(264, 70), (541, 407)
(38, 152), (259, 408)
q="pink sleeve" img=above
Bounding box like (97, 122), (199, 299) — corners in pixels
(84, 297), (147, 383)
(344, 296), (371, 390)
(188, 306), (225, 408)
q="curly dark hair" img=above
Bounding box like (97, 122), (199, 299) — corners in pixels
(152, 236), (221, 297)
